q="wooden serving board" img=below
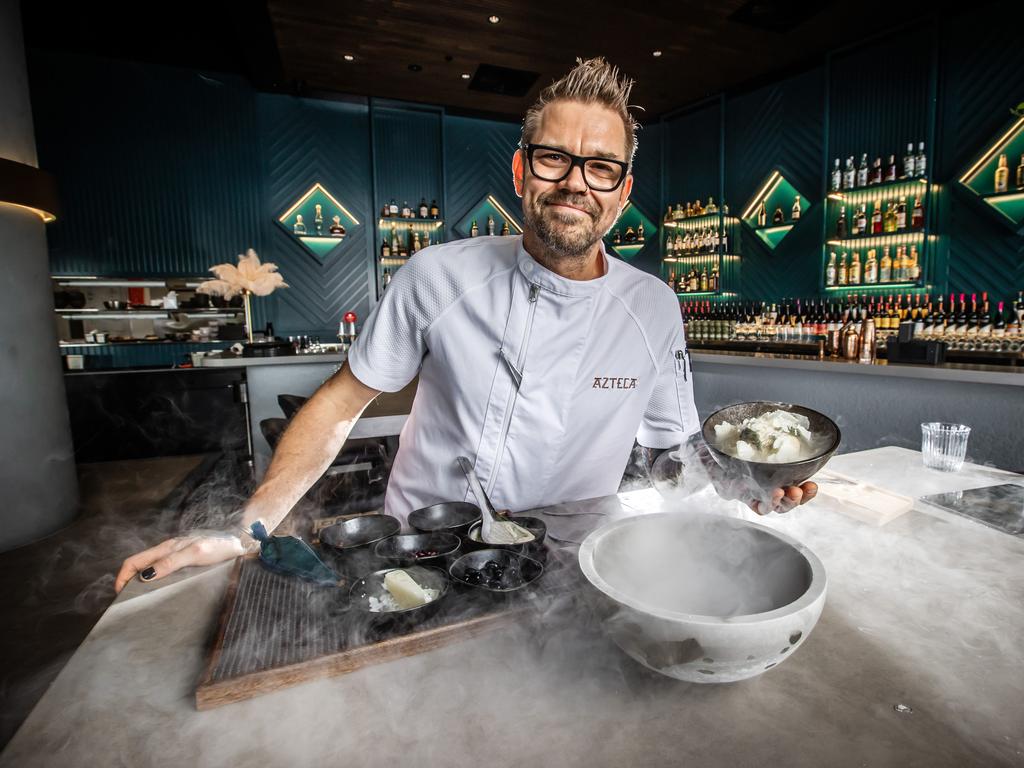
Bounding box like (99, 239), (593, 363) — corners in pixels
(195, 549), (572, 710)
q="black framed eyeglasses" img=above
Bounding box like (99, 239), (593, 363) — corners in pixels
(523, 144), (629, 192)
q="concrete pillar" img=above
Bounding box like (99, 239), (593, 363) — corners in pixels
(0, 0), (79, 551)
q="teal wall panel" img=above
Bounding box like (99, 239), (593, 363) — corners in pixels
(663, 101), (722, 207)
(258, 95), (375, 338)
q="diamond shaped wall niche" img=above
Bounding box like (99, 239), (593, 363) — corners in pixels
(454, 194), (522, 239)
(958, 115), (1024, 232)
(276, 182), (360, 261)
(605, 201), (655, 259)
(742, 169), (809, 249)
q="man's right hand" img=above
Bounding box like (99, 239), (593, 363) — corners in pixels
(114, 534), (247, 594)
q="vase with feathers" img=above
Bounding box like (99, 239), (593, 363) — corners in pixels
(196, 249), (288, 343)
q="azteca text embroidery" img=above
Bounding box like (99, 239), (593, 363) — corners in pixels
(592, 377), (638, 390)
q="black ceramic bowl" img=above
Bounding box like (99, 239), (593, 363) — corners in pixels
(701, 401), (841, 492)
(408, 502), (481, 536)
(449, 549), (544, 594)
(348, 565), (449, 624)
(320, 514), (401, 552)
(373, 532), (462, 568)
(464, 516), (547, 558)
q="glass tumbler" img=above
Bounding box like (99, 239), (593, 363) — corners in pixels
(921, 422), (971, 472)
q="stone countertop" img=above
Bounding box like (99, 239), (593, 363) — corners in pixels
(199, 350), (345, 367)
(3, 447), (1023, 767)
(691, 349), (1024, 386)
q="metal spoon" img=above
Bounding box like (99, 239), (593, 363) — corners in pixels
(456, 456), (533, 545)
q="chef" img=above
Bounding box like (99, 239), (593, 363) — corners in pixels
(115, 57), (815, 593)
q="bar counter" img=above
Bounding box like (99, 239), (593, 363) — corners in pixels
(2, 447), (1022, 767)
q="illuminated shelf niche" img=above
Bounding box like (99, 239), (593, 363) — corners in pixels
(958, 115), (1024, 231)
(741, 169), (810, 249)
(276, 182), (360, 261)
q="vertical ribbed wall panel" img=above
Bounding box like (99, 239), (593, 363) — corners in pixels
(726, 67), (825, 300)
(940, 9), (1024, 298)
(663, 103), (722, 206)
(372, 106), (442, 221)
(258, 95), (374, 338)
(626, 121), (664, 275)
(31, 52), (265, 277)
(443, 114), (521, 241)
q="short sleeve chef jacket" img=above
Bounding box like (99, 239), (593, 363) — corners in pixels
(347, 234), (700, 522)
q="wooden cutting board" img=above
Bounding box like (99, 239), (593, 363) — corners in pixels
(195, 549), (574, 710)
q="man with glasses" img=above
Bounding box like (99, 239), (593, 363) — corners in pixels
(116, 57), (815, 592)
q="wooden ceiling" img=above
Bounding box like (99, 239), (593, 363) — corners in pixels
(23, 0), (942, 121)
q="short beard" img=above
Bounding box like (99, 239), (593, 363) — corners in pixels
(523, 191), (608, 259)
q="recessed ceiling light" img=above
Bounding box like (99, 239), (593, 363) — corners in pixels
(408, 63), (422, 72)
(461, 73), (471, 80)
(652, 50), (663, 57)
(488, 15), (500, 24)
(343, 54), (355, 62)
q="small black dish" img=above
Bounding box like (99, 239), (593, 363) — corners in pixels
(320, 514), (401, 551)
(348, 565), (450, 628)
(464, 515), (547, 561)
(373, 532), (462, 569)
(408, 502), (481, 537)
(449, 548), (544, 594)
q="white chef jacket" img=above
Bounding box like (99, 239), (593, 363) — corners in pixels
(347, 234), (700, 522)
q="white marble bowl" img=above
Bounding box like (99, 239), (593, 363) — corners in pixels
(578, 512), (826, 683)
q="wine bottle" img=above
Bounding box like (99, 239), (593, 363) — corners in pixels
(857, 153), (869, 187)
(994, 302), (1006, 337)
(903, 143), (915, 179)
(995, 154), (1009, 193)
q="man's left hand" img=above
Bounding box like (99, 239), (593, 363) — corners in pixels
(749, 482), (818, 515)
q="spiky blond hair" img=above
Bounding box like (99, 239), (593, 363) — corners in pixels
(521, 57), (639, 168)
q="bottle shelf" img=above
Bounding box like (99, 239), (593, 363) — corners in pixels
(663, 213), (739, 229)
(823, 281), (924, 292)
(826, 176), (928, 202)
(825, 230), (926, 247)
(675, 291), (739, 298)
(378, 217), (444, 228)
(663, 253), (741, 262)
(608, 242), (646, 254)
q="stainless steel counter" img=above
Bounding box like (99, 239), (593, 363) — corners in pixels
(3, 448), (1022, 767)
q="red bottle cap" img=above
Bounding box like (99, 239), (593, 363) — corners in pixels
(343, 312), (357, 323)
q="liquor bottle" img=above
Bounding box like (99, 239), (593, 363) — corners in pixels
(314, 204), (324, 234)
(856, 205), (867, 235)
(870, 156), (883, 185)
(836, 206), (848, 238)
(637, 222), (645, 242)
(826, 252), (838, 286)
(401, 201), (412, 218)
(916, 142), (927, 178)
(667, 270), (676, 290)
(389, 199), (399, 216)
(871, 200), (883, 234)
(909, 245), (921, 281)
(857, 153), (869, 187)
(772, 206), (784, 225)
(884, 200), (897, 233)
(624, 226), (637, 243)
(879, 246), (892, 282)
(896, 196), (907, 230)
(612, 228), (622, 244)
(979, 293), (992, 336)
(966, 294), (979, 336)
(757, 200), (767, 227)
(838, 253), (849, 285)
(429, 199), (440, 219)
(831, 158), (842, 192)
(706, 197), (718, 213)
(844, 156), (856, 189)
(994, 153), (1009, 193)
(700, 265), (709, 292)
(721, 229), (729, 252)
(913, 302), (925, 337)
(501, 220), (510, 236)
(329, 215), (346, 237)
(293, 214), (306, 235)
(390, 224), (398, 256)
(849, 252), (862, 285)
(1017, 154), (1024, 189)
(418, 198), (429, 218)
(903, 143), (915, 179)
(911, 197), (924, 229)
(486, 215), (495, 236)
(955, 294), (968, 335)
(470, 219), (479, 237)
(710, 263), (720, 292)
(885, 154), (897, 182)
(406, 222), (415, 255)
(381, 204), (391, 218)
(689, 268), (699, 293)
(864, 249), (878, 284)
(792, 195), (801, 221)
(382, 268), (392, 290)
(994, 302), (1006, 337)
(381, 236), (391, 260)
(413, 231), (422, 253)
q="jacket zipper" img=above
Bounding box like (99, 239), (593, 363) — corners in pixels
(487, 283), (540, 496)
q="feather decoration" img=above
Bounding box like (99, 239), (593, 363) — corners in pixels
(197, 249), (288, 298)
